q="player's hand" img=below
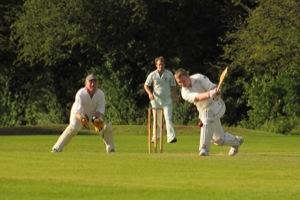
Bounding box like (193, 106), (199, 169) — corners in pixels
(214, 89), (221, 100)
(80, 114), (89, 128)
(148, 93), (154, 100)
(92, 116), (105, 132)
(209, 88), (221, 100)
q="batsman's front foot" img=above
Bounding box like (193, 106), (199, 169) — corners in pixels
(228, 136), (243, 156)
(168, 137), (177, 143)
(107, 149), (115, 153)
(199, 148), (209, 156)
(51, 148), (62, 153)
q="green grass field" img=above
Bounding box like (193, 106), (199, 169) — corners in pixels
(0, 125), (300, 200)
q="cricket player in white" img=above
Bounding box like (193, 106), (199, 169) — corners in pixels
(52, 74), (115, 153)
(144, 56), (178, 143)
(174, 68), (243, 156)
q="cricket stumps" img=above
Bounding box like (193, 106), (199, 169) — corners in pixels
(148, 107), (163, 153)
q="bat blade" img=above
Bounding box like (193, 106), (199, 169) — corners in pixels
(217, 66), (228, 90)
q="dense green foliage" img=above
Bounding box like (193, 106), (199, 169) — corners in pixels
(1, 0), (239, 126)
(1, 0), (300, 134)
(222, 0), (300, 133)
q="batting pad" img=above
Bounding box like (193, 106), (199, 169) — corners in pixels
(199, 109), (214, 151)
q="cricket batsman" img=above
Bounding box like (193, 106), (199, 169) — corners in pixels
(174, 68), (243, 156)
(51, 74), (115, 153)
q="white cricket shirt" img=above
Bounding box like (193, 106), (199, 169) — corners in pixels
(181, 74), (216, 110)
(145, 69), (176, 105)
(71, 87), (105, 118)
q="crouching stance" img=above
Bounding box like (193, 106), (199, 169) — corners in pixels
(51, 74), (115, 153)
(174, 68), (243, 156)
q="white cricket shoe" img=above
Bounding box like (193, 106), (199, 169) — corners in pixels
(51, 148), (62, 153)
(199, 148), (209, 156)
(168, 137), (177, 143)
(228, 136), (244, 156)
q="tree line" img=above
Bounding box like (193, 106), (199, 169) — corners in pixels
(1, 0), (299, 134)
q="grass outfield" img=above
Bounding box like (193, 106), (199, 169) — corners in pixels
(0, 125), (300, 200)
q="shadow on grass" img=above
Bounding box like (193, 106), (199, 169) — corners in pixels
(0, 125), (95, 136)
(0, 124), (201, 136)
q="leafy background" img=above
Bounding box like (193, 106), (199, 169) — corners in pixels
(1, 0), (300, 134)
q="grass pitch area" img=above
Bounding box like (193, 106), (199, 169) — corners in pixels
(0, 125), (300, 200)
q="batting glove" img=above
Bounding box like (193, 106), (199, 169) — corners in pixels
(208, 89), (221, 100)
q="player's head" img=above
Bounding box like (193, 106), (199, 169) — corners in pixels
(174, 68), (191, 87)
(155, 56), (165, 72)
(85, 74), (98, 94)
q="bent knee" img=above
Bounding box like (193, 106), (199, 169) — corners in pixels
(65, 125), (80, 136)
(213, 137), (225, 146)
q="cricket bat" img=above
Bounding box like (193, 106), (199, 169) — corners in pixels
(217, 66), (228, 90)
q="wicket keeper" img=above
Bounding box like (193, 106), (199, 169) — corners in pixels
(51, 74), (115, 153)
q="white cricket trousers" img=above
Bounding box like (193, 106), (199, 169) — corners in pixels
(150, 103), (176, 143)
(199, 100), (240, 152)
(52, 119), (115, 152)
